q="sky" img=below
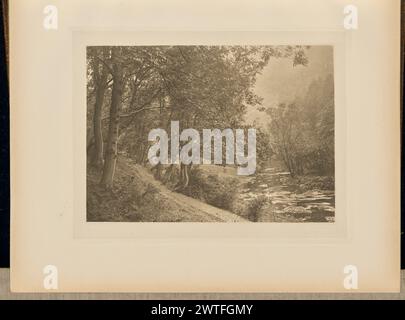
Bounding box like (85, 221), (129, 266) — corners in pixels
(246, 46), (334, 126)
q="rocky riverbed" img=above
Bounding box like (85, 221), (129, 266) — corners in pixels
(235, 167), (335, 222)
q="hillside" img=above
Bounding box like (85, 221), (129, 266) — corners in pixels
(87, 157), (248, 222)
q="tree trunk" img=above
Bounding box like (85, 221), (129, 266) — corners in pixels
(91, 67), (108, 170)
(183, 164), (190, 188)
(151, 163), (162, 180)
(100, 53), (123, 189)
(177, 163), (190, 189)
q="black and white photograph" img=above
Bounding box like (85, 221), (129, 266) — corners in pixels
(6, 0), (401, 296)
(86, 45), (335, 223)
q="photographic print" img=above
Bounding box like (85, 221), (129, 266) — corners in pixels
(86, 45), (335, 223)
(10, 0), (400, 293)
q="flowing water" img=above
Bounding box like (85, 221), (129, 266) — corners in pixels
(238, 167), (335, 222)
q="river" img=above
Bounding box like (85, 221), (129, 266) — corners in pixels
(237, 167), (335, 222)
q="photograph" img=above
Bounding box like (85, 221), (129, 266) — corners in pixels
(6, 0), (401, 297)
(86, 45), (335, 223)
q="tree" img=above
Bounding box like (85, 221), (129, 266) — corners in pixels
(87, 45), (310, 188)
(100, 47), (125, 189)
(267, 74), (334, 176)
(87, 47), (110, 170)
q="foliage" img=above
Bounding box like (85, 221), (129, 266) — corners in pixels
(86, 45), (309, 187)
(267, 75), (334, 176)
(246, 195), (269, 222)
(181, 168), (238, 211)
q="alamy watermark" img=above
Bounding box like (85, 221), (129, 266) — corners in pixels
(147, 121), (256, 176)
(43, 264), (58, 290)
(343, 265), (359, 290)
(43, 5), (58, 30)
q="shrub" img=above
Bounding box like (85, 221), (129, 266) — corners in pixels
(246, 196), (268, 222)
(183, 168), (238, 212)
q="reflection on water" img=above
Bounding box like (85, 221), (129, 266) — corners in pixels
(238, 167), (335, 223)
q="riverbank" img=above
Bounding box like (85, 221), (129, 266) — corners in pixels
(87, 157), (248, 222)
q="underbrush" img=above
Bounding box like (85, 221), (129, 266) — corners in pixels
(180, 167), (273, 221)
(87, 159), (165, 222)
(181, 168), (238, 212)
(245, 195), (269, 222)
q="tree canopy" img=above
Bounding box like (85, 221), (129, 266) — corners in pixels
(87, 45), (309, 188)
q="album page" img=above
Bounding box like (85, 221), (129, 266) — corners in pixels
(10, 0), (401, 292)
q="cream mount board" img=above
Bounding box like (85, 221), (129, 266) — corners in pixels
(10, 0), (400, 292)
